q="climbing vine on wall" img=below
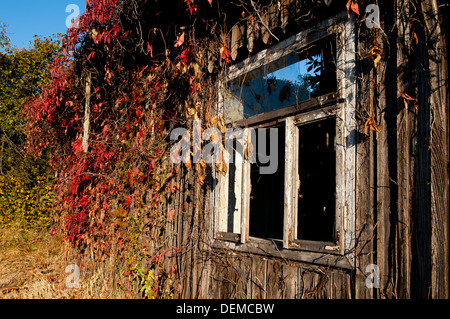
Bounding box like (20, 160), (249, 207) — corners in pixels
(23, 0), (357, 297)
(23, 0), (234, 297)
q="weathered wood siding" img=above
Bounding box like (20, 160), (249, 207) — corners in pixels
(145, 0), (449, 299)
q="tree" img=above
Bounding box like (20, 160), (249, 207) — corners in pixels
(0, 22), (10, 49)
(0, 22), (61, 228)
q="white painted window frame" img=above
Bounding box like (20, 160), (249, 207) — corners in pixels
(212, 11), (356, 268)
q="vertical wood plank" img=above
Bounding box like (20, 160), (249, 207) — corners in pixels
(266, 259), (283, 298)
(420, 0), (449, 299)
(280, 0), (290, 33)
(231, 23), (243, 61)
(282, 263), (299, 299)
(335, 16), (357, 263)
(261, 9), (270, 44)
(247, 19), (255, 53)
(354, 8), (376, 299)
(250, 257), (267, 298)
(374, 2), (397, 297)
(396, 0), (413, 298)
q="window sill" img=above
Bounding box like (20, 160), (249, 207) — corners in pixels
(231, 92), (343, 128)
(211, 236), (353, 270)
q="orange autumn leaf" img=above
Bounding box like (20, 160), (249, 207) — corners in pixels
(215, 152), (228, 176)
(346, 0), (360, 18)
(217, 114), (226, 133)
(368, 45), (382, 66)
(412, 32), (418, 45)
(365, 114), (380, 135)
(402, 92), (416, 101)
(402, 92), (418, 109)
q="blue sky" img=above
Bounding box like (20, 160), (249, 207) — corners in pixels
(0, 0), (86, 48)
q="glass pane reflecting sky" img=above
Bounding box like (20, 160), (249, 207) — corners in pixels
(226, 52), (321, 119)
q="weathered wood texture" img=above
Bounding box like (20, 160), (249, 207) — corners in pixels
(141, 0), (448, 299)
(418, 0), (449, 299)
(354, 10), (375, 299)
(162, 162), (354, 299)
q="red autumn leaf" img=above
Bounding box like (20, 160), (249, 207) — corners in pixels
(124, 195), (131, 206)
(174, 32), (185, 47)
(220, 44), (231, 63)
(102, 124), (110, 137)
(189, 4), (197, 15)
(112, 24), (119, 36)
(133, 168), (139, 176)
(147, 42), (153, 57)
(80, 196), (89, 207)
(180, 47), (191, 63)
(72, 140), (82, 153)
(149, 159), (155, 171)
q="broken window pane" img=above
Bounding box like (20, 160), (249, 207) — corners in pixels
(297, 117), (336, 243)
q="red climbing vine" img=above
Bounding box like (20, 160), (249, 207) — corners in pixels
(23, 0), (232, 297)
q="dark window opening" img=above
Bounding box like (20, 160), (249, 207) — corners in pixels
(297, 117), (336, 242)
(249, 126), (285, 240)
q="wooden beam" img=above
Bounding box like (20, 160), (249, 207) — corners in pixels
(283, 117), (296, 248)
(233, 92), (342, 127)
(211, 237), (354, 269)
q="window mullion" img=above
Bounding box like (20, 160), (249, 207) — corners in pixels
(240, 129), (251, 244)
(283, 117), (297, 248)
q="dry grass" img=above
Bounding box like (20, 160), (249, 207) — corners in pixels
(0, 225), (141, 299)
(0, 225), (68, 298)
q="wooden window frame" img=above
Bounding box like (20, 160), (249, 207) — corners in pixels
(211, 11), (356, 270)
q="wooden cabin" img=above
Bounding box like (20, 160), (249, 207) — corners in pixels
(143, 0), (449, 299)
